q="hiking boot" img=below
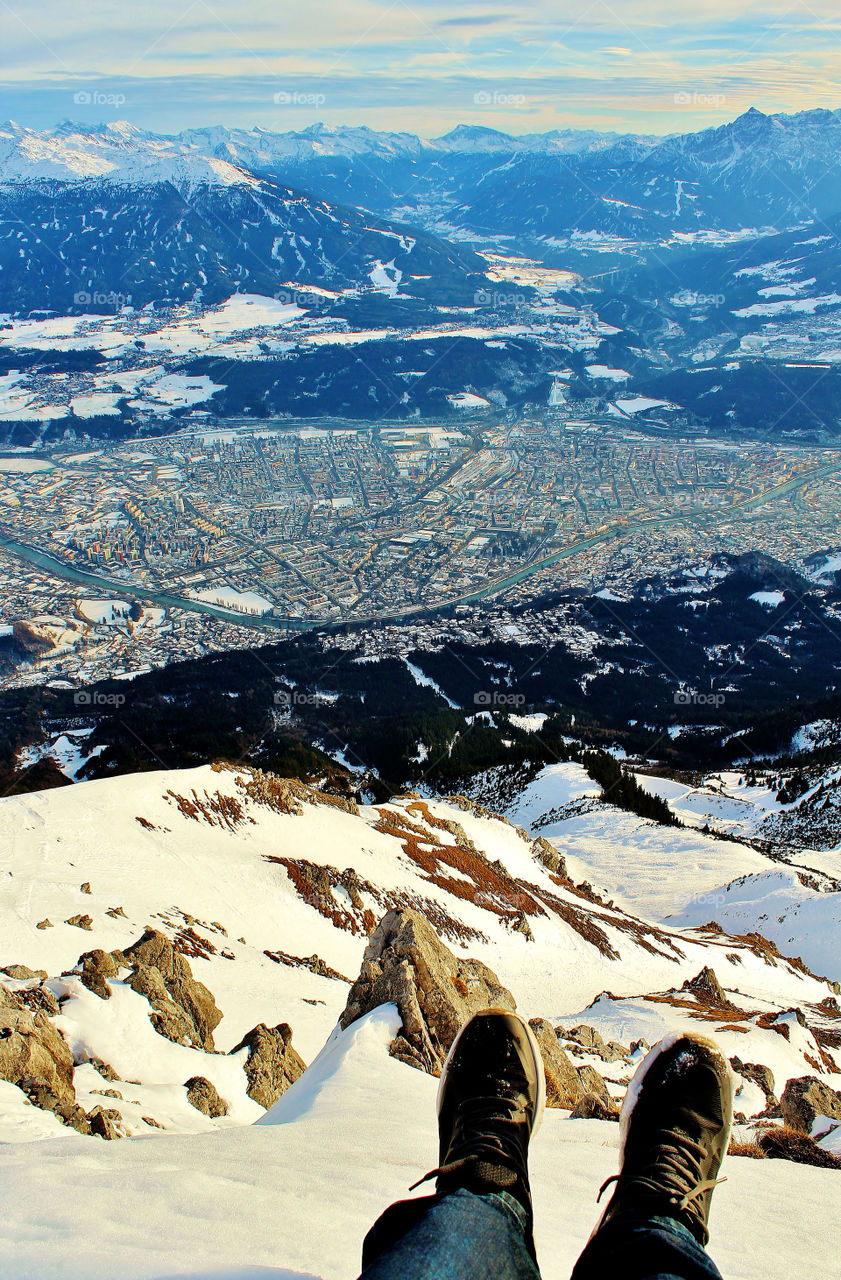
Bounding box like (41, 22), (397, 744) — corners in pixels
(595, 1032), (735, 1246)
(412, 1009), (546, 1233)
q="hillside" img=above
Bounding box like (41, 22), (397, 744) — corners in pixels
(0, 762), (840, 1276)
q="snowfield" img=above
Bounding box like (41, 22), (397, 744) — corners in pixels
(0, 763), (839, 1277)
(0, 1005), (838, 1280)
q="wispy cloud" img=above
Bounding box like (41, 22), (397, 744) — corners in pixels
(0, 0), (838, 134)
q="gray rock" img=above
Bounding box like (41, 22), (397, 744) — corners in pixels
(576, 1063), (612, 1106)
(600, 1041), (631, 1063)
(78, 949), (121, 1000)
(570, 1091), (619, 1121)
(566, 1025), (606, 1051)
(87, 1056), (121, 1082)
(230, 1023), (306, 1109)
(0, 996), (75, 1108)
(123, 930), (222, 1050)
(528, 1019), (585, 1109)
(15, 986), (60, 1017)
(185, 1075), (229, 1118)
(682, 967), (734, 1009)
(2, 965), (48, 981)
(65, 914), (93, 931)
(730, 1057), (777, 1105)
(341, 908), (516, 1074)
(531, 836), (567, 878)
(781, 1077), (841, 1135)
(88, 1105), (122, 1140)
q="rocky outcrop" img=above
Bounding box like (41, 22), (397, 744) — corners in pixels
(577, 1064), (613, 1106)
(531, 836), (567, 878)
(562, 1025), (630, 1063)
(124, 930), (222, 1050)
(570, 1092), (619, 1121)
(78, 949), (121, 1000)
(88, 1105), (123, 1140)
(75, 930), (223, 1050)
(731, 1058), (778, 1108)
(0, 984), (75, 1107)
(185, 1075), (229, 1118)
(341, 908), (516, 1073)
(65, 914), (93, 931)
(781, 1077), (841, 1135)
(230, 1023), (306, 1109)
(2, 965), (47, 981)
(682, 967), (734, 1010)
(527, 1019), (585, 1109)
(0, 983), (111, 1135)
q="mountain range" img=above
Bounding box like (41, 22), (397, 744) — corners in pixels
(5, 108), (841, 243)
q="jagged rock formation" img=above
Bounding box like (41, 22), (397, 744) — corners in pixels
(564, 1024), (630, 1064)
(230, 1023), (306, 1109)
(341, 908), (516, 1073)
(0, 982), (116, 1137)
(682, 966), (735, 1010)
(781, 1077), (841, 1134)
(731, 1058), (778, 1109)
(576, 1064), (614, 1107)
(570, 1092), (619, 1121)
(79, 930), (223, 1050)
(527, 1019), (586, 1108)
(185, 1076), (229, 1118)
(0, 984), (75, 1106)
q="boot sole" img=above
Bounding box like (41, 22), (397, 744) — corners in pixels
(436, 1007), (548, 1137)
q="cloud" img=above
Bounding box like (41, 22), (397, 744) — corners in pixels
(1, 0), (839, 134)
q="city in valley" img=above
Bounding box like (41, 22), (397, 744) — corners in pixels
(1, 409), (840, 687)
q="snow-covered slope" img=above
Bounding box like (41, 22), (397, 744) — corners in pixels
(1, 1003), (839, 1280)
(494, 761), (841, 984)
(1, 762), (839, 1277)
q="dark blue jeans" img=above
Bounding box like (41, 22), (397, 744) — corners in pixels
(359, 1188), (725, 1280)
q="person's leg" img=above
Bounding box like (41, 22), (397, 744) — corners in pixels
(356, 1008), (547, 1280)
(571, 1213), (723, 1280)
(360, 1188), (540, 1280)
(571, 1032), (733, 1280)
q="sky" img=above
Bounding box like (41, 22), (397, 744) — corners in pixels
(1, 0), (840, 137)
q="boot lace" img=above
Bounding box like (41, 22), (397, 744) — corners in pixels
(596, 1127), (727, 1218)
(409, 1095), (526, 1191)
